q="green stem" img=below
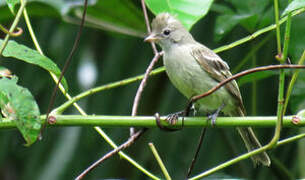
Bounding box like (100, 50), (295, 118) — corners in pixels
(271, 157), (295, 180)
(0, 25), (22, 37)
(279, 0), (293, 117)
(1, 115), (304, 129)
(251, 43), (257, 115)
(268, 68), (285, 148)
(283, 50), (305, 114)
(282, 12), (292, 62)
(214, 7), (305, 53)
(189, 132), (305, 180)
(0, 0), (26, 55)
(233, 33), (272, 73)
(93, 127), (160, 180)
(149, 143), (172, 180)
(273, 0), (281, 55)
(22, 6), (43, 54)
(52, 67), (165, 114)
(267, 0), (285, 149)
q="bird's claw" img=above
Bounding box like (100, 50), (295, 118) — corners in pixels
(154, 111), (184, 131)
(208, 103), (225, 127)
(208, 113), (218, 127)
(165, 113), (180, 125)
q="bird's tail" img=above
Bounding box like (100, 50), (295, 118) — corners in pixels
(235, 107), (271, 166)
(237, 127), (271, 166)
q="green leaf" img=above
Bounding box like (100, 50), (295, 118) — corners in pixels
(145, 0), (214, 30)
(214, 14), (251, 41)
(5, 0), (19, 14)
(282, 0), (305, 17)
(0, 40), (68, 90)
(226, 0), (269, 15)
(2, 0), (73, 15)
(1, 0), (146, 37)
(0, 77), (41, 146)
(72, 0), (146, 37)
(214, 0), (270, 40)
(0, 0), (83, 21)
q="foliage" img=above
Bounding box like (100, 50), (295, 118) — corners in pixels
(0, 77), (40, 146)
(0, 0), (305, 179)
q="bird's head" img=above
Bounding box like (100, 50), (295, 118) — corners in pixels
(144, 13), (193, 49)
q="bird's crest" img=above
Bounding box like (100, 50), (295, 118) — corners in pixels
(151, 13), (183, 31)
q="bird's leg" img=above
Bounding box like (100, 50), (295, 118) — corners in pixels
(154, 113), (181, 131)
(154, 104), (196, 131)
(166, 104), (196, 125)
(165, 111), (184, 125)
(208, 103), (225, 127)
(287, 57), (291, 64)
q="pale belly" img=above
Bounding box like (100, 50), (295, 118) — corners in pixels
(163, 45), (236, 115)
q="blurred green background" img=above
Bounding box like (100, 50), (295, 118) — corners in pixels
(0, 0), (305, 179)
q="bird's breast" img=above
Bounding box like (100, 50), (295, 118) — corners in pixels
(163, 45), (235, 114)
(164, 45), (214, 97)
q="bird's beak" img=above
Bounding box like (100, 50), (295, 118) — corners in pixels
(144, 33), (158, 43)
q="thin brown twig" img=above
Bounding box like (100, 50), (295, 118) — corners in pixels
(75, 128), (147, 180)
(186, 64), (305, 112)
(77, 1), (161, 177)
(130, 0), (161, 135)
(131, 52), (162, 117)
(186, 127), (207, 178)
(0, 25), (23, 37)
(45, 0), (88, 125)
(141, 0), (158, 54)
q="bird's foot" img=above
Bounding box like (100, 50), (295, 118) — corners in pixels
(208, 103), (225, 127)
(165, 111), (184, 125)
(154, 111), (185, 132)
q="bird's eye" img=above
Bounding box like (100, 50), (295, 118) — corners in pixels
(163, 29), (171, 36)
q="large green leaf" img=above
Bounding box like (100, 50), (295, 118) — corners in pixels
(282, 0), (305, 17)
(72, 0), (146, 37)
(1, 0), (75, 15)
(1, 0), (146, 37)
(145, 0), (214, 30)
(0, 40), (68, 90)
(215, 14), (252, 41)
(0, 77), (41, 146)
(214, 0), (271, 41)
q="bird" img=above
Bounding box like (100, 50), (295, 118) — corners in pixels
(144, 13), (270, 166)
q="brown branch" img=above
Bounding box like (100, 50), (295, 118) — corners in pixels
(131, 52), (162, 117)
(75, 128), (147, 180)
(186, 64), (305, 111)
(130, 1), (162, 135)
(0, 25), (23, 37)
(45, 0), (88, 124)
(141, 0), (158, 54)
(76, 2), (162, 177)
(186, 127), (207, 178)
(75, 2), (158, 178)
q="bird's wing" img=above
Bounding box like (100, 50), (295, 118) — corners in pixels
(190, 44), (245, 115)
